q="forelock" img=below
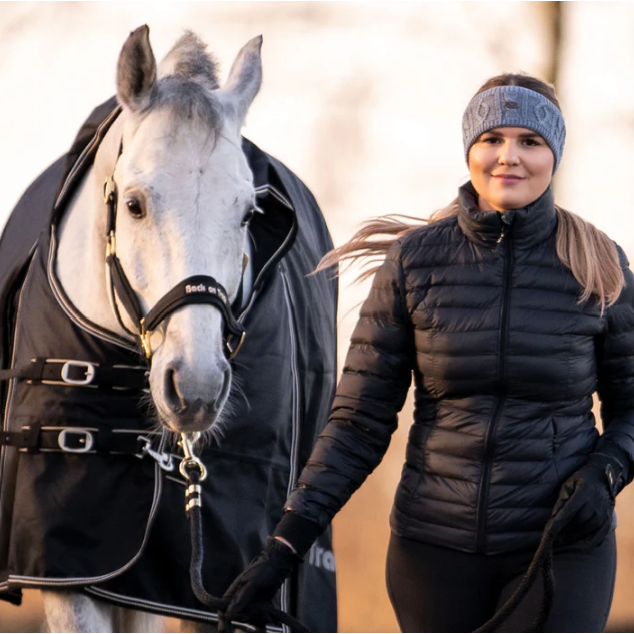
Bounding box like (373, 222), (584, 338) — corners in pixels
(153, 76), (221, 135)
(159, 31), (220, 88)
(143, 31), (223, 136)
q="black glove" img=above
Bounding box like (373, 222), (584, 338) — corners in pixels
(222, 536), (300, 622)
(553, 439), (629, 548)
(222, 512), (322, 623)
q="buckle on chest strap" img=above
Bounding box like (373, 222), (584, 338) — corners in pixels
(61, 361), (96, 386)
(58, 428), (95, 453)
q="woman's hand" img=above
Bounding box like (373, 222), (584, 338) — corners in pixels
(552, 454), (615, 547)
(552, 441), (628, 548)
(222, 537), (300, 623)
(221, 511), (322, 629)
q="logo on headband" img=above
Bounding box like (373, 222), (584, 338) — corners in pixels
(185, 283), (228, 303)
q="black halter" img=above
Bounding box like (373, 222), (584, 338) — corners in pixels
(103, 170), (245, 361)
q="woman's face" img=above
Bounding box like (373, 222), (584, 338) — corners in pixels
(468, 127), (555, 212)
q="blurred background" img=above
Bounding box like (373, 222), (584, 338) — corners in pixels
(2, 2), (634, 631)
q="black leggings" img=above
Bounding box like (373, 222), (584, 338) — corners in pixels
(386, 532), (616, 633)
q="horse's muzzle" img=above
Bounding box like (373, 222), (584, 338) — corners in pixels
(161, 364), (231, 431)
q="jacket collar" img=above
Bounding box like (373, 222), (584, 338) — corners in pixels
(456, 181), (557, 248)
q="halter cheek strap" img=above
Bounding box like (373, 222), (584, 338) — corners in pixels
(104, 177), (246, 361)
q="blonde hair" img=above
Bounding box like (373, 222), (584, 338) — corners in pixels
(316, 203), (624, 310)
(554, 205), (624, 307)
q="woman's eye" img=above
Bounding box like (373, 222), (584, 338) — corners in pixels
(241, 208), (255, 227)
(523, 138), (541, 146)
(482, 137), (500, 144)
(126, 198), (145, 219)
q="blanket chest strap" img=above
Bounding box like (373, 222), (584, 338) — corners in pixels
(0, 425), (164, 459)
(0, 358), (148, 390)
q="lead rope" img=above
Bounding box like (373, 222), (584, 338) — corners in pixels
(473, 520), (556, 633)
(179, 433), (311, 633)
(472, 481), (593, 634)
(181, 425), (569, 634)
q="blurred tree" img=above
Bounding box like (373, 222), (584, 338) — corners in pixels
(538, 1), (563, 86)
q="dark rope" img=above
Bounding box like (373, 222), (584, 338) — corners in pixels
(185, 468), (311, 633)
(474, 515), (557, 633)
(474, 484), (581, 633)
(531, 548), (554, 633)
(185, 458), (579, 633)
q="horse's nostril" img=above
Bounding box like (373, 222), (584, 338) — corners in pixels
(164, 368), (184, 413)
(160, 363), (230, 422)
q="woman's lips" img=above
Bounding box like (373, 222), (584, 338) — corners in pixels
(492, 174), (524, 183)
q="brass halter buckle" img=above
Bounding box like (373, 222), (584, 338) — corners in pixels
(103, 175), (116, 204)
(140, 318), (152, 359)
(106, 231), (116, 257)
(226, 331), (246, 361)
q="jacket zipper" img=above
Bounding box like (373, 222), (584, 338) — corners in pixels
(279, 264), (301, 627)
(476, 226), (513, 552)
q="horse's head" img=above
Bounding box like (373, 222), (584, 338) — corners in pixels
(106, 26), (261, 434)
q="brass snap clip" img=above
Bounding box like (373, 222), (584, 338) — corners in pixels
(178, 431), (208, 482)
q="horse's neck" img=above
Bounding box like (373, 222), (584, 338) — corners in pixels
(55, 120), (126, 338)
(56, 165), (122, 335)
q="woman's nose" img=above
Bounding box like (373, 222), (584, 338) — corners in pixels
(498, 141), (520, 166)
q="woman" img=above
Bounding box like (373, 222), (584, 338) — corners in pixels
(222, 74), (634, 632)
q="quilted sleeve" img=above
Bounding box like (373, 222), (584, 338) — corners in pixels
(285, 240), (415, 530)
(596, 248), (634, 477)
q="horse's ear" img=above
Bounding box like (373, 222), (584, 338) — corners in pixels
(221, 36), (263, 129)
(117, 25), (157, 113)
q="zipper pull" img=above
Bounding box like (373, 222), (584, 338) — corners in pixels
(496, 228), (505, 244)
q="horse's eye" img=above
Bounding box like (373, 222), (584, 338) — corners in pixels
(126, 198), (145, 219)
(241, 208), (255, 227)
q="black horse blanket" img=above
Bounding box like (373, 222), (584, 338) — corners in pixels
(0, 98), (338, 631)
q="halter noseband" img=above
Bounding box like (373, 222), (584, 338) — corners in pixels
(103, 173), (246, 361)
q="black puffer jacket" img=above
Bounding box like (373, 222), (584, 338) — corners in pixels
(286, 181), (634, 555)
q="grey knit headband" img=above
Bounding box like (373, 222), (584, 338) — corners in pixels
(462, 85), (566, 172)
